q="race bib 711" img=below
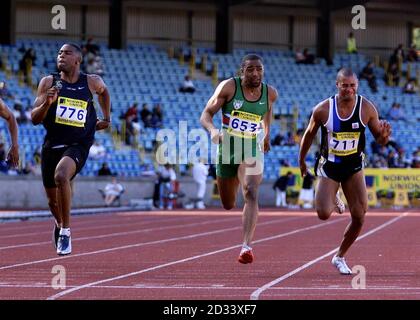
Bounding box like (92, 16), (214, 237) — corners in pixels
(329, 132), (360, 156)
(55, 97), (88, 127)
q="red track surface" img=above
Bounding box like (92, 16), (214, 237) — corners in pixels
(0, 208), (419, 300)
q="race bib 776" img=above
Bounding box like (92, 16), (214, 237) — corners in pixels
(55, 97), (88, 127)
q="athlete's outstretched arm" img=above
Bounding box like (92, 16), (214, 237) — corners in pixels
(88, 74), (111, 131)
(0, 98), (19, 167)
(200, 79), (233, 144)
(31, 76), (55, 125)
(298, 104), (324, 177)
(261, 86), (278, 153)
(364, 100), (391, 146)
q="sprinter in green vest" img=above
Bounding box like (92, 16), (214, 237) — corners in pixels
(200, 54), (278, 264)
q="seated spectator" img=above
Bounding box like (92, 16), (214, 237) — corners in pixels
(23, 106), (32, 124)
(124, 103), (139, 145)
(296, 48), (315, 64)
(12, 103), (23, 124)
(102, 176), (124, 206)
(151, 104), (163, 128)
(98, 162), (113, 176)
(389, 45), (404, 66)
(387, 102), (406, 121)
(84, 37), (100, 56)
(0, 82), (14, 100)
(179, 75), (196, 93)
(360, 62), (378, 93)
(386, 63), (400, 86)
(271, 133), (284, 146)
(140, 103), (152, 127)
(86, 56), (105, 76)
(407, 44), (418, 62)
(89, 140), (107, 159)
(403, 79), (418, 94)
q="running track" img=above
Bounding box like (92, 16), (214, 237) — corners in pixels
(0, 208), (419, 300)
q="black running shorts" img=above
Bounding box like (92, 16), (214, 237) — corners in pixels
(41, 144), (90, 188)
(315, 156), (363, 183)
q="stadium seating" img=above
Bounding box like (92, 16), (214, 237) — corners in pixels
(0, 39), (418, 179)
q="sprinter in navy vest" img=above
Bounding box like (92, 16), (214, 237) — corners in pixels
(31, 43), (111, 256)
(299, 68), (391, 275)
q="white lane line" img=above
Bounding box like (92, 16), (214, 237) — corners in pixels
(0, 216), (303, 271)
(0, 216), (191, 240)
(250, 212), (409, 300)
(0, 217), (238, 251)
(1, 284), (420, 291)
(46, 218), (343, 300)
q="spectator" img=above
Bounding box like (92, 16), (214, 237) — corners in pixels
(347, 32), (357, 54)
(86, 56), (105, 76)
(179, 75), (196, 93)
(89, 140), (107, 159)
(387, 150), (398, 168)
(387, 102), (406, 121)
(360, 62), (378, 93)
(156, 164), (176, 210)
(0, 81), (14, 100)
(0, 142), (7, 173)
(84, 37), (100, 56)
(12, 103), (23, 124)
(103, 176), (124, 206)
(271, 133), (284, 146)
(98, 162), (113, 176)
(207, 163), (216, 180)
(19, 48), (36, 84)
(273, 171), (293, 208)
(124, 103), (139, 145)
(386, 63), (400, 86)
(296, 48), (315, 65)
(23, 106), (32, 124)
(407, 44), (418, 62)
(192, 158), (209, 209)
(140, 103), (152, 127)
(151, 103), (163, 128)
(298, 171), (315, 209)
(389, 45), (404, 66)
(403, 79), (418, 94)
(411, 149), (420, 168)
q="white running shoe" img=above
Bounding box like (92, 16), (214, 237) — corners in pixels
(331, 255), (352, 275)
(335, 192), (345, 214)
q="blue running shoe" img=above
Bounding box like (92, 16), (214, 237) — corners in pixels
(57, 234), (72, 256)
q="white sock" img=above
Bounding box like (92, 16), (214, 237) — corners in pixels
(241, 244), (252, 252)
(59, 228), (71, 236)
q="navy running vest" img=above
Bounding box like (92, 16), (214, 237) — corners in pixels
(42, 73), (97, 148)
(319, 94), (366, 164)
